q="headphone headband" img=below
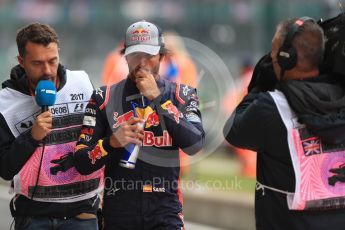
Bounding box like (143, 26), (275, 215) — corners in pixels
(277, 16), (315, 74)
(281, 17), (314, 51)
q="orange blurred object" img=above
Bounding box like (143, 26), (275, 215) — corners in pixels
(222, 63), (257, 177)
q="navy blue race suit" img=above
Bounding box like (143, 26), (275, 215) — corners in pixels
(74, 77), (204, 229)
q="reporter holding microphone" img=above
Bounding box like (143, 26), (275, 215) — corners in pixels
(31, 79), (56, 141)
(0, 23), (102, 229)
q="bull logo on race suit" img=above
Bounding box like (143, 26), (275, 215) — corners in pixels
(112, 107), (172, 147)
(162, 101), (180, 124)
(88, 140), (108, 164)
(113, 107), (160, 129)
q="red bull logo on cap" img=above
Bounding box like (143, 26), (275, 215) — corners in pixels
(130, 26), (150, 42)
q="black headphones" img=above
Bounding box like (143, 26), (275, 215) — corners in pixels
(277, 16), (315, 71)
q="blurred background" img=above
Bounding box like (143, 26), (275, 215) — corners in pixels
(0, 0), (343, 229)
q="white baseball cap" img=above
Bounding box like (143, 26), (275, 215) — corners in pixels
(124, 20), (165, 56)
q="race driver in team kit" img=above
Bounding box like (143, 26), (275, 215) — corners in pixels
(69, 20), (205, 229)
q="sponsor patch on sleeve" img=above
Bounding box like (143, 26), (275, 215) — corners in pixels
(83, 115), (96, 127)
(85, 108), (96, 116)
(161, 100), (180, 123)
(88, 140), (108, 164)
(79, 133), (93, 142)
(185, 112), (201, 123)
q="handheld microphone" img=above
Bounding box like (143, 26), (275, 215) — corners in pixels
(35, 80), (57, 112)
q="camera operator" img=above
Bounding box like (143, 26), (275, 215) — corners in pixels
(224, 17), (345, 230)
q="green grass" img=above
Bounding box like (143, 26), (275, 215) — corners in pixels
(181, 153), (256, 194)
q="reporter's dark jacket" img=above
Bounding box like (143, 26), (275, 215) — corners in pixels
(0, 65), (99, 218)
(224, 75), (345, 230)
